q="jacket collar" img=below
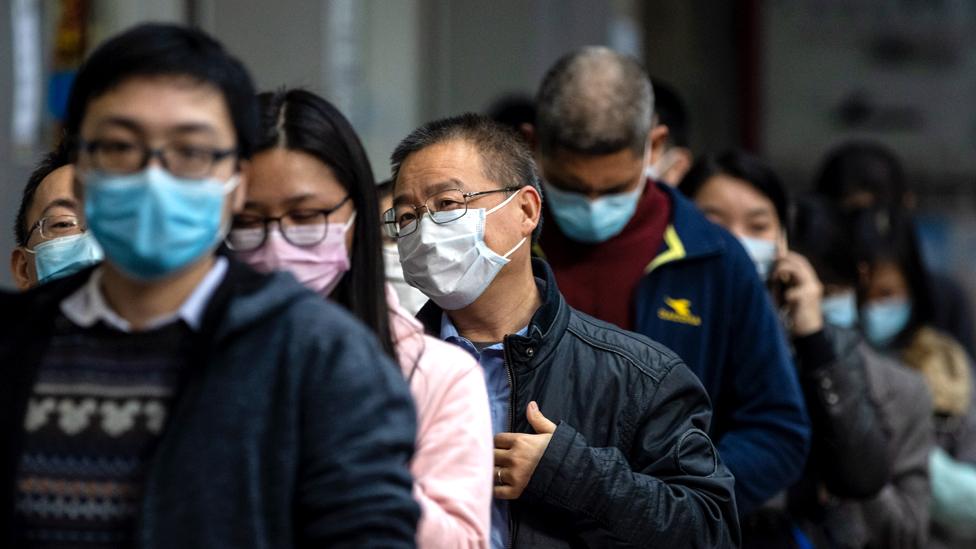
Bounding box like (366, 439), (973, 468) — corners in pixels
(645, 183), (727, 273)
(417, 258), (569, 371)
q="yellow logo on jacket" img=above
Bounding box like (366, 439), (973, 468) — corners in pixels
(657, 297), (702, 326)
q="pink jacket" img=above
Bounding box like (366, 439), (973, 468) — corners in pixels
(388, 288), (493, 549)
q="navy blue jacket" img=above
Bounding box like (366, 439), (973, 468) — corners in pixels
(0, 260), (419, 548)
(632, 184), (810, 514)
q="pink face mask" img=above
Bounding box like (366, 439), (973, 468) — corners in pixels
(236, 213), (356, 296)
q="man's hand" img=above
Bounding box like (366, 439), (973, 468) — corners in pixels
(494, 401), (556, 500)
(772, 251), (824, 337)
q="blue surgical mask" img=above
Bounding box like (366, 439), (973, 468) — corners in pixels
(737, 235), (777, 281)
(28, 231), (104, 284)
(84, 167), (238, 280)
(821, 291), (858, 329)
(862, 297), (912, 348)
(543, 178), (645, 244)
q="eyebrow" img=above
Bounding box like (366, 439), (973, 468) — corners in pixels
(745, 208), (775, 218)
(92, 118), (220, 139)
(39, 198), (78, 218)
(392, 179), (464, 207)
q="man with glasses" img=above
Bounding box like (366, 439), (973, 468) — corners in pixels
(0, 24), (418, 548)
(389, 113), (738, 548)
(9, 145), (103, 289)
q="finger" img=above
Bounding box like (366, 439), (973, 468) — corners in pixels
(494, 448), (513, 466)
(494, 432), (518, 449)
(784, 287), (806, 304)
(526, 401), (557, 434)
(494, 485), (520, 500)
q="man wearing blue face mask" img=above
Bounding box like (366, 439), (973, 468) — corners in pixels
(0, 23), (418, 548)
(530, 46), (811, 517)
(9, 148), (103, 289)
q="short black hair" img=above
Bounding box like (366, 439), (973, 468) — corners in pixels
(651, 78), (690, 149)
(391, 113), (543, 241)
(64, 23), (258, 158)
(14, 140), (72, 247)
(535, 46), (653, 156)
(813, 140), (907, 209)
(486, 94), (536, 134)
(679, 149), (790, 229)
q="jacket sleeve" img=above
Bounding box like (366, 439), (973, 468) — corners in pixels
(794, 329), (890, 498)
(719, 240), (811, 514)
(410, 347), (493, 549)
(860, 362), (933, 549)
(524, 359), (739, 548)
(295, 318), (420, 548)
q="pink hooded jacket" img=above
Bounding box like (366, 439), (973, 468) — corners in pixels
(388, 287), (493, 548)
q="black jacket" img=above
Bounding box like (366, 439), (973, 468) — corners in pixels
(418, 259), (739, 548)
(0, 261), (419, 548)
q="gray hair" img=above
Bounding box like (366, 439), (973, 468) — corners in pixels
(391, 113), (544, 240)
(535, 46), (653, 156)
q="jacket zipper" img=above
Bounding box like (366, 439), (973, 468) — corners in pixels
(503, 337), (517, 548)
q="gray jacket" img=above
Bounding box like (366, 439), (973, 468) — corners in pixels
(795, 327), (933, 549)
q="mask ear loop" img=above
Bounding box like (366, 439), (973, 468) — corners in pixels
(502, 236), (527, 259)
(486, 188), (527, 259)
(486, 188), (522, 215)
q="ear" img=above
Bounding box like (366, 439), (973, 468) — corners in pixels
(662, 148), (693, 187)
(649, 125), (669, 163)
(521, 123), (537, 150)
(10, 248), (34, 290)
(231, 159), (250, 213)
(518, 185), (543, 239)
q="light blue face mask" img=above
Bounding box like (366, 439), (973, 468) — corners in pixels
(28, 231), (104, 284)
(821, 291), (858, 329)
(543, 178), (645, 244)
(861, 297), (912, 348)
(84, 167), (238, 280)
(737, 235), (778, 281)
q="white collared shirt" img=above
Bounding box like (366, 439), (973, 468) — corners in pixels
(60, 257), (229, 333)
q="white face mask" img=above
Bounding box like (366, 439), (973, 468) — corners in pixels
(397, 189), (526, 310)
(737, 235), (778, 281)
(382, 242), (429, 315)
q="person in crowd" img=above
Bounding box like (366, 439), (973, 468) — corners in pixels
(378, 178), (430, 315)
(10, 145), (103, 289)
(486, 93), (536, 139)
(230, 88), (493, 548)
(852, 207), (976, 548)
(647, 78), (693, 187)
(0, 24), (419, 548)
(680, 151), (934, 548)
(387, 112), (739, 548)
(528, 45), (809, 516)
(814, 141), (976, 359)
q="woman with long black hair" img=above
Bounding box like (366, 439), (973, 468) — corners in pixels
(228, 89), (493, 548)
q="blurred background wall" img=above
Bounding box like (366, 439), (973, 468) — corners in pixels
(1, 0), (973, 295)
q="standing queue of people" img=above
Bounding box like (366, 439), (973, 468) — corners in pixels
(2, 22), (974, 549)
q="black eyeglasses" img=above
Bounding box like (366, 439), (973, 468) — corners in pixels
(382, 186), (519, 239)
(227, 196), (351, 251)
(78, 138), (237, 179)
